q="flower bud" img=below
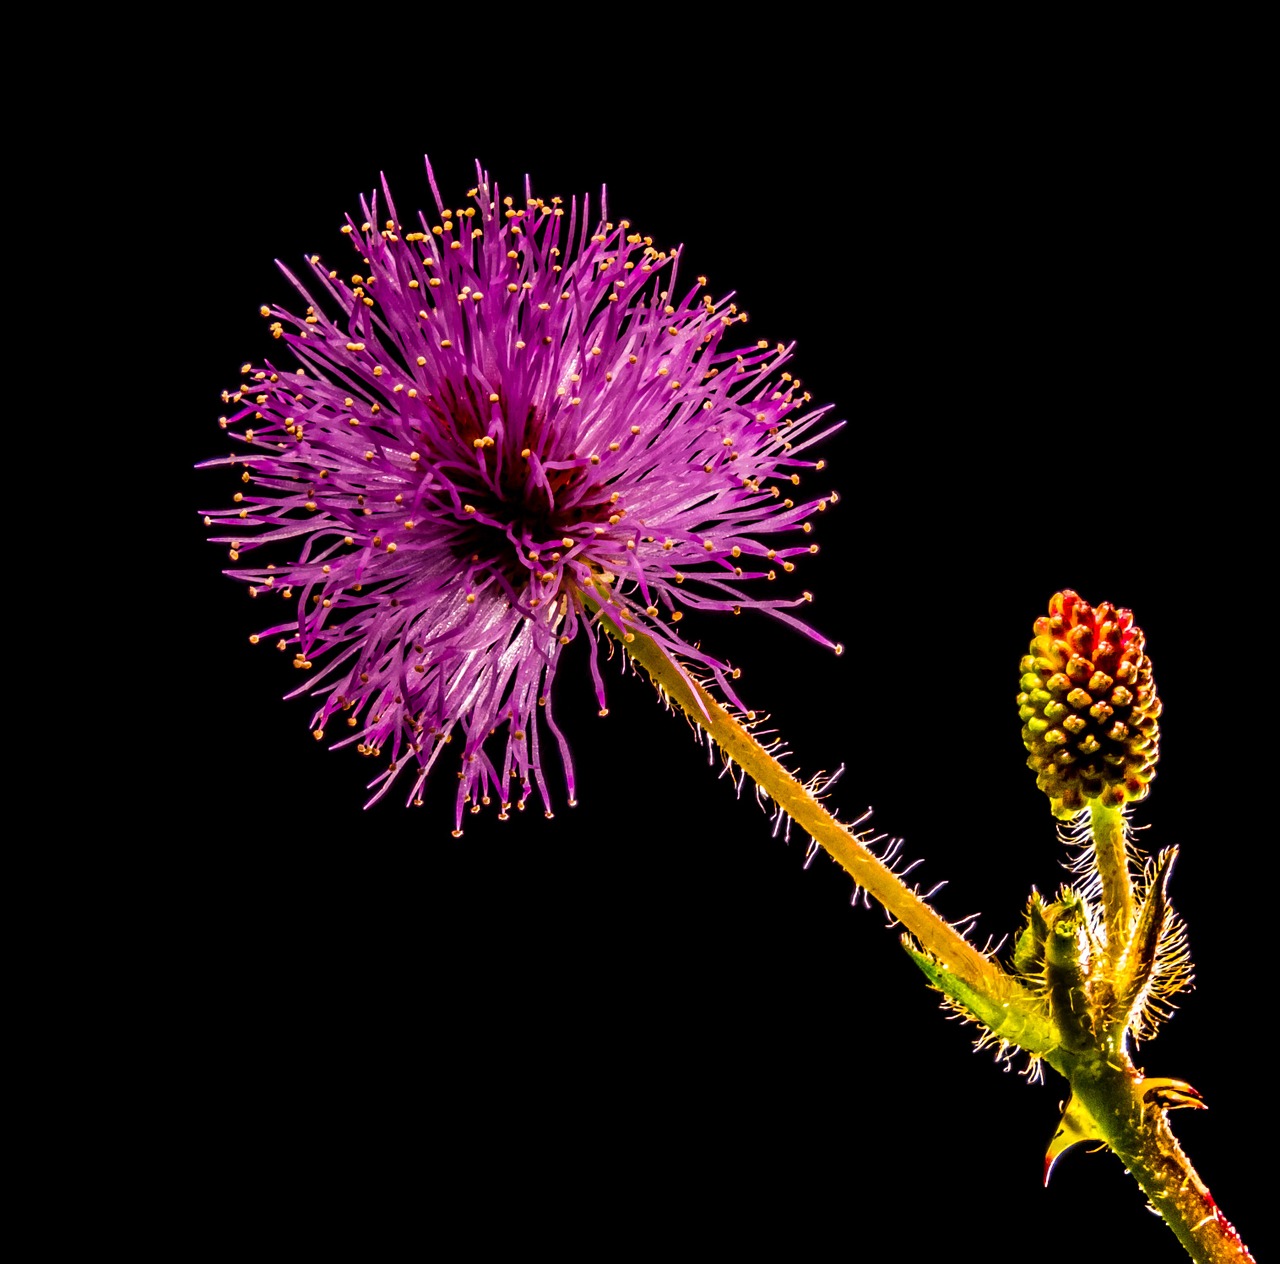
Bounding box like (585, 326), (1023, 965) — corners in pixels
(1017, 590), (1160, 818)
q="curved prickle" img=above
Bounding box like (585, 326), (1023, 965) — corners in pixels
(1044, 1092), (1104, 1186)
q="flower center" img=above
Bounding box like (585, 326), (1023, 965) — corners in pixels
(420, 387), (615, 593)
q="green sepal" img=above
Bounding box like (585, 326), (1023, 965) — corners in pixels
(1114, 846), (1177, 1028)
(903, 939), (1057, 1056)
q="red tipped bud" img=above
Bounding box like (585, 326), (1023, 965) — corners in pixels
(1017, 590), (1161, 818)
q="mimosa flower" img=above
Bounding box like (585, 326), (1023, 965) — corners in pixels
(200, 162), (840, 829)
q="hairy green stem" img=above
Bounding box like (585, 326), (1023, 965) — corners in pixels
(1054, 1051), (1255, 1263)
(592, 600), (1004, 997)
(1090, 802), (1134, 966)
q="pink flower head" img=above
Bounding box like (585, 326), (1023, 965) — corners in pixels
(200, 162), (841, 830)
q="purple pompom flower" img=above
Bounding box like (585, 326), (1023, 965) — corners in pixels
(200, 162), (841, 829)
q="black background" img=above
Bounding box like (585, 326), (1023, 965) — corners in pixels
(152, 37), (1266, 1260)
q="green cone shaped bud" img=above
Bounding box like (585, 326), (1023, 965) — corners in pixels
(1017, 590), (1161, 818)
(1044, 892), (1098, 1052)
(1012, 890), (1050, 979)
